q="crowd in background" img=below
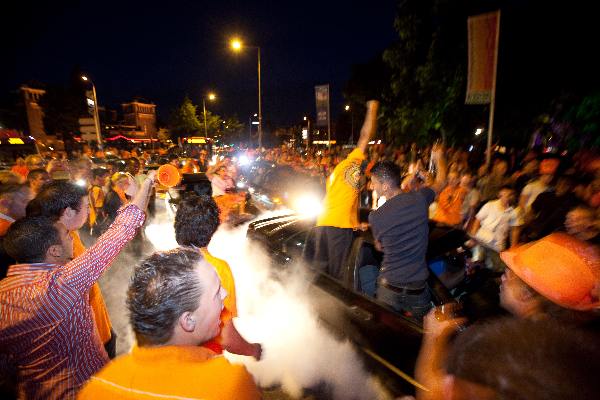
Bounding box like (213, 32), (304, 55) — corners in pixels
(0, 133), (599, 399)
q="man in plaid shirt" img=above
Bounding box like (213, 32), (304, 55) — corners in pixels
(0, 172), (155, 399)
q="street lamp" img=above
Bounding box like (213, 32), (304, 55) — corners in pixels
(230, 37), (263, 148)
(203, 92), (216, 138)
(81, 75), (103, 149)
(344, 105), (354, 145)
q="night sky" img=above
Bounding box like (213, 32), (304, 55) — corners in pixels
(3, 0), (398, 126)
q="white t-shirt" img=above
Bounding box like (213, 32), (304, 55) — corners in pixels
(521, 179), (548, 211)
(475, 199), (523, 252)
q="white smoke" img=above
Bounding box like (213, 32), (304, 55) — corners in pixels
(144, 209), (391, 400)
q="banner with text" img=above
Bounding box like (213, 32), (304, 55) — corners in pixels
(466, 11), (500, 104)
(315, 84), (329, 127)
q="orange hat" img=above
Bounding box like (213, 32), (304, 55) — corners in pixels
(157, 164), (181, 187)
(539, 158), (559, 175)
(500, 233), (600, 311)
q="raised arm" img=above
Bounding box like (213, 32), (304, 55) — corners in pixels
(62, 171), (156, 294)
(356, 100), (380, 155)
(428, 144), (447, 195)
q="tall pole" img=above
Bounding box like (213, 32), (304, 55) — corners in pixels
(91, 83), (102, 149)
(257, 47), (262, 149)
(350, 110), (354, 145)
(327, 84), (331, 150)
(203, 98), (208, 138)
(486, 11), (501, 169)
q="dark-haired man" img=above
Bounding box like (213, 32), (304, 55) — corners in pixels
(26, 169), (51, 196)
(368, 146), (446, 320)
(27, 181), (117, 359)
(0, 184), (32, 236)
(0, 173), (154, 398)
(470, 185), (523, 271)
(78, 248), (261, 399)
(415, 315), (600, 400)
(174, 194), (261, 359)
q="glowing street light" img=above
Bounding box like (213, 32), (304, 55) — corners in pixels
(203, 92), (217, 138)
(230, 38), (243, 51)
(81, 75), (103, 148)
(230, 36), (263, 148)
(475, 128), (483, 136)
(345, 105), (350, 111)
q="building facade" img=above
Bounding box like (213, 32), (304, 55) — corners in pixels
(122, 101), (156, 137)
(20, 86), (48, 142)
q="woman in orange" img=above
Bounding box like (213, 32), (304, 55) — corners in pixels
(102, 172), (130, 228)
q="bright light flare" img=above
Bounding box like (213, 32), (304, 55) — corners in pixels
(292, 195), (322, 218)
(75, 179), (87, 187)
(475, 128), (483, 136)
(238, 155), (250, 166)
(230, 38), (243, 51)
(81, 75), (88, 81)
(208, 93), (216, 101)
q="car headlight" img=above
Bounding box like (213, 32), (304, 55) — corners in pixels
(292, 195), (322, 218)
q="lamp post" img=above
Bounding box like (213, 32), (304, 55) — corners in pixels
(81, 75), (103, 149)
(202, 92), (216, 138)
(230, 38), (263, 149)
(345, 104), (354, 145)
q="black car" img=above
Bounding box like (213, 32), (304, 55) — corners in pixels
(247, 213), (502, 396)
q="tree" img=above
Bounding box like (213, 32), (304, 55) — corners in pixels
(169, 96), (202, 139)
(221, 116), (245, 144)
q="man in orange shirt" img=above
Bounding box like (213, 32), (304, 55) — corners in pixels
(305, 100), (379, 279)
(0, 184), (32, 236)
(433, 172), (467, 226)
(26, 181), (116, 358)
(78, 248), (261, 400)
(174, 194), (261, 359)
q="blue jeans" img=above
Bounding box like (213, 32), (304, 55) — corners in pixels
(359, 265), (379, 298)
(376, 282), (432, 321)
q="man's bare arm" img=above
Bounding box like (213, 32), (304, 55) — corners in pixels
(356, 101), (380, 155)
(428, 144), (447, 195)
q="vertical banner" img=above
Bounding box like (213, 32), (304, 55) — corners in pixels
(315, 84), (329, 127)
(466, 11), (500, 104)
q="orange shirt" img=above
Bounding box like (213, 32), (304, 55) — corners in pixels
(0, 217), (13, 236)
(71, 230), (113, 345)
(433, 186), (467, 226)
(201, 248), (237, 354)
(317, 148), (365, 228)
(77, 345), (260, 400)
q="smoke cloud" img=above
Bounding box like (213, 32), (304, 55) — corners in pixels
(143, 207), (392, 400)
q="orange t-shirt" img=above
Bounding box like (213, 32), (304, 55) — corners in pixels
(433, 186), (467, 226)
(317, 148), (365, 228)
(201, 248), (237, 353)
(71, 230), (113, 345)
(77, 345), (260, 400)
(0, 217), (13, 236)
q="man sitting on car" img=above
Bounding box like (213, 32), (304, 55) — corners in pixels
(368, 145), (447, 321)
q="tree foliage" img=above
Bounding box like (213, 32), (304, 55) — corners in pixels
(169, 96), (202, 138)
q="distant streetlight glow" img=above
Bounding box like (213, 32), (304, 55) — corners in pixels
(345, 105), (350, 111)
(475, 128), (483, 136)
(230, 38), (243, 51)
(81, 75), (89, 81)
(203, 92), (217, 138)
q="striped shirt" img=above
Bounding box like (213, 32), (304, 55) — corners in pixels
(0, 204), (145, 399)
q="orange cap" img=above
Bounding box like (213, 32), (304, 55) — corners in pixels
(157, 164), (181, 188)
(500, 233), (600, 310)
(539, 158), (559, 175)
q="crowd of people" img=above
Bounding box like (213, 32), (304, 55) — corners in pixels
(0, 98), (599, 399)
